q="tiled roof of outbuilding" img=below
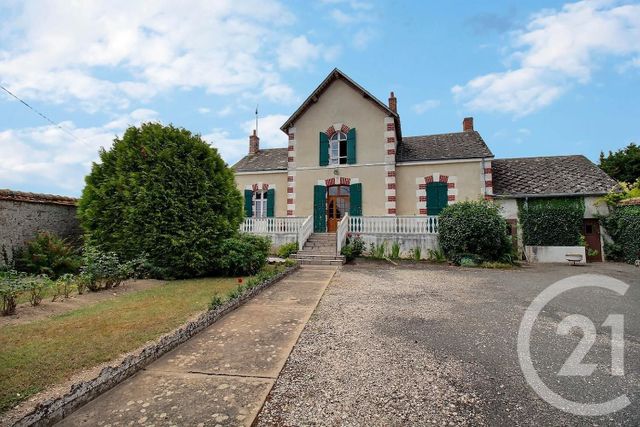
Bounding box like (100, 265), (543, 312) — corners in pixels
(491, 155), (617, 197)
(396, 131), (494, 162)
(0, 189), (78, 206)
(232, 148), (288, 172)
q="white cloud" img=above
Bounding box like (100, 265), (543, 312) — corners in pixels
(453, 0), (640, 116)
(278, 35), (322, 70)
(0, 109), (159, 194)
(412, 99), (440, 114)
(203, 113), (290, 166)
(197, 107), (211, 114)
(0, 0), (331, 110)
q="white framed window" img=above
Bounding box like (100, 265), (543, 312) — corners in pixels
(329, 131), (348, 165)
(253, 191), (268, 218)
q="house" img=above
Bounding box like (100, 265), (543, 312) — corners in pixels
(233, 69), (616, 262)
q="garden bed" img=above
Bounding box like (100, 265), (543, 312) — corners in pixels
(0, 263), (295, 421)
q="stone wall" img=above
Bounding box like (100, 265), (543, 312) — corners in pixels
(0, 190), (81, 265)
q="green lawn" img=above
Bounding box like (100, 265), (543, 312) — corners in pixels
(0, 276), (241, 414)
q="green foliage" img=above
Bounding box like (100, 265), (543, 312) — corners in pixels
(390, 241), (401, 259)
(341, 237), (365, 262)
(427, 248), (446, 263)
(209, 293), (224, 310)
(78, 123), (243, 278)
(439, 201), (511, 263)
(459, 256), (478, 267)
(519, 198), (584, 246)
(24, 275), (50, 306)
(369, 241), (387, 259)
(601, 179), (640, 206)
(601, 205), (640, 263)
(81, 247), (130, 291)
(52, 274), (75, 301)
(215, 234), (270, 276)
(599, 143), (640, 184)
(0, 271), (26, 315)
(15, 232), (80, 279)
(277, 242), (298, 258)
(480, 261), (514, 269)
(409, 246), (422, 261)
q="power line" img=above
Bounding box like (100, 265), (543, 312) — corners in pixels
(0, 83), (82, 142)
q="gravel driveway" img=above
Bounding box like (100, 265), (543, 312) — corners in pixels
(256, 261), (640, 426)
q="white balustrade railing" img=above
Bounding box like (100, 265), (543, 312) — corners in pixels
(336, 213), (350, 254)
(241, 217), (304, 234)
(297, 215), (313, 250)
(348, 215), (439, 235)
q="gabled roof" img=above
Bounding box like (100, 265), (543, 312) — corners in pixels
(492, 155), (617, 197)
(396, 131), (494, 162)
(232, 148), (288, 172)
(280, 68), (399, 133)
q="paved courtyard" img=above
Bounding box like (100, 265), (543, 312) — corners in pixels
(257, 261), (640, 426)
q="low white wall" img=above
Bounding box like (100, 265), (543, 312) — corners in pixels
(355, 233), (439, 259)
(247, 233), (297, 252)
(525, 245), (586, 264)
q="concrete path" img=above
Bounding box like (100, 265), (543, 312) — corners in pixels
(58, 265), (337, 427)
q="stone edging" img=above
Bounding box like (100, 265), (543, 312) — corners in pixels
(12, 263), (300, 427)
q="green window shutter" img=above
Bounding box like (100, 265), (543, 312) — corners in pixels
(347, 128), (356, 164)
(427, 182), (448, 215)
(349, 183), (362, 216)
(244, 189), (253, 217)
(313, 185), (326, 232)
(319, 132), (329, 166)
(266, 188), (275, 217)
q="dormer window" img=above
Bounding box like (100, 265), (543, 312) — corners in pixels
(329, 131), (348, 165)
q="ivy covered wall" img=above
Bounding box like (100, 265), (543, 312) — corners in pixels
(518, 198), (585, 246)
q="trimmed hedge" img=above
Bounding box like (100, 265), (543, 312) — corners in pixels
(519, 198), (584, 246)
(601, 205), (640, 263)
(78, 123), (243, 278)
(438, 200), (512, 262)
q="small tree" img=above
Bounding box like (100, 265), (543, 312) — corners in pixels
(438, 200), (511, 262)
(599, 143), (640, 184)
(78, 123), (243, 278)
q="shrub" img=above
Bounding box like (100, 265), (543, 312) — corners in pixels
(277, 242), (298, 258)
(601, 205), (640, 263)
(369, 242), (387, 259)
(15, 232), (80, 279)
(439, 200), (511, 263)
(209, 293), (224, 310)
(0, 271), (26, 315)
(78, 123), (243, 278)
(518, 198), (584, 246)
(410, 246), (422, 261)
(215, 234), (270, 276)
(390, 242), (401, 259)
(81, 247), (130, 291)
(427, 248), (446, 263)
(340, 237), (365, 262)
(24, 275), (50, 306)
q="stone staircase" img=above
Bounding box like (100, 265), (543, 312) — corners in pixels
(293, 233), (345, 265)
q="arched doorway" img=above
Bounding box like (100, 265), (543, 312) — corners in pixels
(326, 185), (350, 232)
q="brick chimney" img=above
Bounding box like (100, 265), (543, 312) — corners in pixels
(463, 117), (474, 132)
(388, 91), (397, 113)
(249, 129), (259, 154)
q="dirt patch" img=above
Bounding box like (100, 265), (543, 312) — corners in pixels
(0, 279), (163, 326)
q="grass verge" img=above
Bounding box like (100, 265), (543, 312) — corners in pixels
(0, 275), (242, 414)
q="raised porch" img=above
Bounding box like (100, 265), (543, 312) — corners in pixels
(240, 215), (439, 260)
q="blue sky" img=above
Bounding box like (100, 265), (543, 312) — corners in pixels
(1, 0), (639, 196)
